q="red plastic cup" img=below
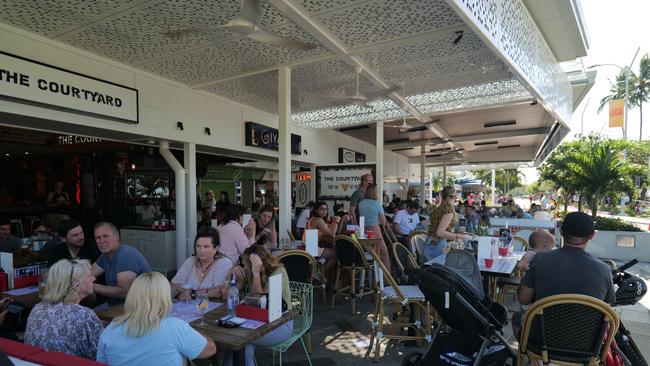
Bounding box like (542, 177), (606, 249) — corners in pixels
(484, 258), (494, 268)
(498, 247), (508, 257)
(366, 231), (374, 239)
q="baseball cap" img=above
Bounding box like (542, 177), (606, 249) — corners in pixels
(561, 212), (595, 238)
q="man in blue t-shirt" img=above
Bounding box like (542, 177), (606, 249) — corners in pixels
(91, 222), (151, 305)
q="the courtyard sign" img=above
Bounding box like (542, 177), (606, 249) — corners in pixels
(0, 51), (138, 123)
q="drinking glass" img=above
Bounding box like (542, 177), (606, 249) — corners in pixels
(196, 289), (209, 325)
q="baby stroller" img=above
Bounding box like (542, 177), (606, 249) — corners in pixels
(402, 257), (516, 366)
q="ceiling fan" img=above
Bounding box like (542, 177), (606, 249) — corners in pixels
(223, 0), (316, 50)
(306, 66), (400, 107)
(385, 109), (414, 131)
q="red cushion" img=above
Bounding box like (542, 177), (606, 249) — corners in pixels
(25, 351), (107, 366)
(0, 338), (43, 359)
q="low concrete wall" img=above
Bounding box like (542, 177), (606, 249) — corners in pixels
(586, 230), (650, 262)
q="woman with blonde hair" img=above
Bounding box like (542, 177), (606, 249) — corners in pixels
(425, 186), (473, 261)
(225, 245), (292, 366)
(25, 259), (103, 359)
(97, 272), (216, 366)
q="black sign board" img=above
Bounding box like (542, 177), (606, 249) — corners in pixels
(245, 122), (301, 155)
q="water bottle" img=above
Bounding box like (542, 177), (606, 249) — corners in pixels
(227, 278), (239, 316)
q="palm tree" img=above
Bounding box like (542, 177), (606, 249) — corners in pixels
(630, 54), (650, 140)
(473, 169), (523, 195)
(597, 70), (628, 114)
(564, 137), (646, 218)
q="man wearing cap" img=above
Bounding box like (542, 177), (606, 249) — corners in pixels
(46, 219), (101, 266)
(392, 200), (420, 245)
(518, 212), (615, 306)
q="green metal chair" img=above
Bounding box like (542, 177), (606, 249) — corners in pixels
(264, 281), (314, 366)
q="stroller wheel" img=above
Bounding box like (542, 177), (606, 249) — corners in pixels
(402, 351), (423, 366)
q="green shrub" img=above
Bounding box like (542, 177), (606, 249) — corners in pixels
(594, 216), (642, 232)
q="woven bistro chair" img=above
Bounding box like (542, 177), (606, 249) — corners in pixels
(407, 231), (429, 266)
(391, 242), (419, 284)
(277, 250), (316, 353)
(518, 294), (619, 366)
(330, 235), (375, 314)
(365, 245), (431, 362)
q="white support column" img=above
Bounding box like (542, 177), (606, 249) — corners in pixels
(310, 163), (317, 202)
(159, 141), (186, 269)
(278, 67), (292, 241)
(491, 168), (496, 205)
(376, 121), (384, 204)
(428, 170), (434, 202)
(420, 144), (425, 201)
(184, 142), (197, 256)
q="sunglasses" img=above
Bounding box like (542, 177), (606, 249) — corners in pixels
(67, 259), (79, 286)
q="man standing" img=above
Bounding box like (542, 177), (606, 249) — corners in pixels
(518, 212), (615, 306)
(47, 219), (101, 266)
(349, 174), (374, 225)
(91, 222), (151, 305)
(0, 220), (21, 253)
(392, 201), (420, 245)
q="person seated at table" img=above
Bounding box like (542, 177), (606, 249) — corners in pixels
(426, 186), (473, 262)
(358, 184), (391, 272)
(25, 259), (103, 359)
(197, 206), (214, 232)
(516, 229), (555, 272)
(332, 203), (351, 235)
(91, 222), (151, 306)
(514, 207), (533, 219)
(224, 245), (292, 366)
(97, 272), (216, 366)
(463, 204), (480, 234)
(171, 228), (231, 300)
(218, 205), (255, 264)
(304, 201), (339, 289)
(392, 200), (420, 245)
(499, 201), (512, 218)
(47, 219), (101, 266)
(245, 204), (277, 250)
(0, 219), (21, 254)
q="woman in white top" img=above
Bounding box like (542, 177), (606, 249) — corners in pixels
(171, 228), (232, 300)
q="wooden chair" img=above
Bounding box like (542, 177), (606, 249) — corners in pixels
(518, 294), (619, 366)
(330, 235), (374, 314)
(407, 231), (429, 265)
(365, 245), (431, 361)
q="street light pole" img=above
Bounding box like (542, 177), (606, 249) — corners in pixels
(588, 47), (640, 215)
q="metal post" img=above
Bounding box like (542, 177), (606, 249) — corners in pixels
(620, 47), (640, 215)
(278, 67), (292, 240)
(491, 168), (496, 205)
(184, 142), (196, 257)
(442, 162), (447, 186)
(420, 144), (425, 201)
(376, 121), (384, 204)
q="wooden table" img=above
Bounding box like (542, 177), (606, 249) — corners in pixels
(97, 303), (296, 351)
(0, 287), (40, 308)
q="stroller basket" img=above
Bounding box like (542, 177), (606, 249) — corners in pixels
(402, 265), (515, 366)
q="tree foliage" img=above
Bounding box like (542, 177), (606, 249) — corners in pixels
(538, 134), (647, 217)
(472, 169), (523, 194)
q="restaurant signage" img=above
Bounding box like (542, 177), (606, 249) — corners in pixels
(318, 167), (373, 198)
(338, 148), (366, 163)
(609, 99), (624, 128)
(0, 51), (138, 123)
(245, 122), (301, 155)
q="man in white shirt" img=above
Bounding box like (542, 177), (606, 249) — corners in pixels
(392, 201), (420, 245)
(295, 201), (314, 239)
